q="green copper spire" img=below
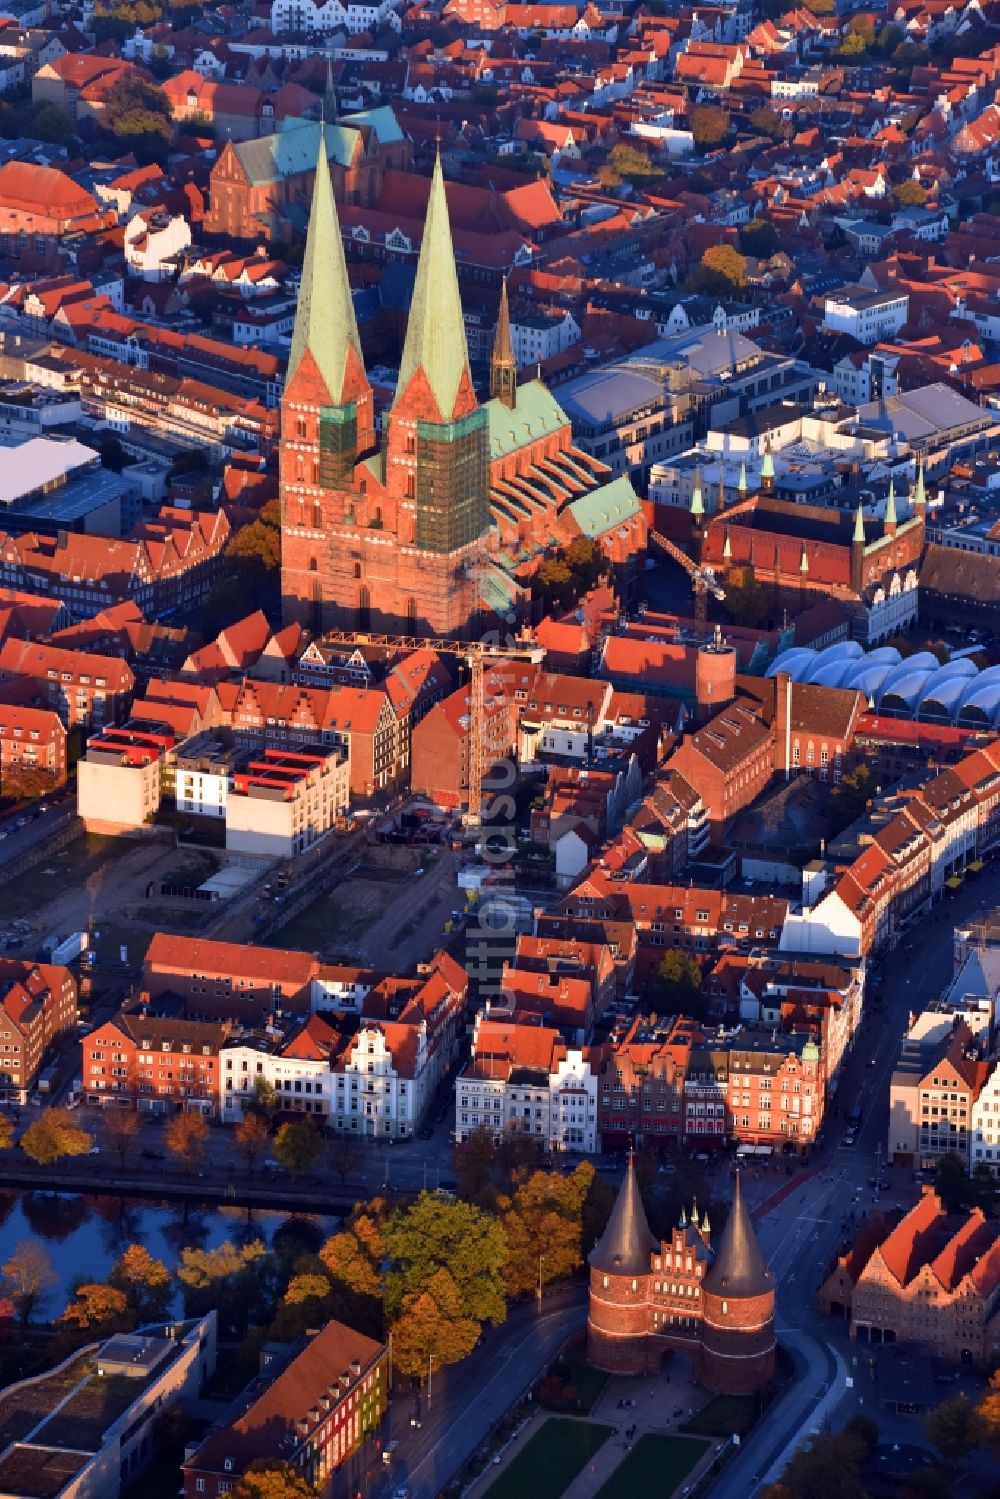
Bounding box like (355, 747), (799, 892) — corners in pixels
(287, 135), (362, 404)
(914, 462), (926, 510)
(395, 152), (471, 421)
(885, 477), (897, 529)
(760, 445), (775, 482)
(738, 460), (747, 495)
(323, 58), (338, 121)
(690, 468), (704, 518)
(853, 503), (866, 545)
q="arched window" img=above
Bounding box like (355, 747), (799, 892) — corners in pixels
(309, 558), (318, 573)
(296, 414), (306, 439)
(354, 562), (362, 579)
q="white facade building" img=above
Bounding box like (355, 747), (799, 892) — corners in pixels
(822, 286), (909, 345)
(270, 0), (401, 34)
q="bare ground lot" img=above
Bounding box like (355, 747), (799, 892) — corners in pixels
(272, 846), (460, 971)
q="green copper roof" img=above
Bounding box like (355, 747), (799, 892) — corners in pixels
(738, 460), (747, 493)
(486, 379), (567, 460)
(914, 463), (926, 508)
(885, 477), (897, 528)
(568, 475), (641, 539)
(287, 138), (362, 404)
(760, 446), (775, 481)
(394, 153), (471, 421)
(853, 503), (866, 544)
(690, 468), (704, 517)
(237, 119), (359, 186)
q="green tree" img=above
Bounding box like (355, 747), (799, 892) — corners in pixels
(781, 1431), (868, 1499)
(234, 1111), (270, 1173)
(2, 1240), (56, 1325)
(98, 433), (130, 473)
(934, 1151), (970, 1213)
(647, 948), (704, 1018)
(499, 1163), (595, 1298)
(689, 104), (730, 149)
(452, 1125), (545, 1210)
(688, 243), (747, 296)
(59, 1281), (131, 1333)
(232, 1461), (317, 1499)
(110, 1244), (172, 1321)
(724, 573), (768, 628)
(842, 1412), (879, 1458)
(740, 219), (781, 258)
(101, 74), (173, 165)
(273, 1118), (322, 1175)
(20, 1108), (92, 1165)
(598, 142), (661, 188)
(749, 105), (784, 140)
(248, 1075), (278, 1117)
(29, 101), (76, 147)
(390, 1265), (481, 1378)
(925, 1393), (985, 1459)
(164, 1110), (209, 1175)
(384, 1192), (507, 1328)
(829, 762), (875, 831)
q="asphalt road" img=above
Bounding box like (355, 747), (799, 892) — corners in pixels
(714, 864), (1000, 1497)
(0, 799), (76, 869)
(331, 1288), (587, 1499)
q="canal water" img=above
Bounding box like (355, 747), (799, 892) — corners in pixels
(0, 1190), (338, 1316)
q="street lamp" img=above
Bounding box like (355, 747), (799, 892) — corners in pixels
(427, 1353), (435, 1410)
(537, 1253), (546, 1306)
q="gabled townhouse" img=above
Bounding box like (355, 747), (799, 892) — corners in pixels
(455, 1014), (600, 1152)
(0, 958), (77, 1102)
(0, 638), (134, 731)
(0, 702), (67, 789)
(83, 1009), (228, 1114)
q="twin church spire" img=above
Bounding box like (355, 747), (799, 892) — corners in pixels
(288, 140), (475, 424)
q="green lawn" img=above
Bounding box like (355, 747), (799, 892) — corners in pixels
(484, 1419), (612, 1499)
(682, 1392), (761, 1438)
(595, 1434), (708, 1499)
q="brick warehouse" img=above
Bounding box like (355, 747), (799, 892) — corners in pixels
(587, 1159), (776, 1393)
(279, 147), (647, 640)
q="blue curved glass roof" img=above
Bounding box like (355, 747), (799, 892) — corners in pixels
(956, 685), (1000, 727)
(879, 670), (931, 711)
(766, 647), (818, 679)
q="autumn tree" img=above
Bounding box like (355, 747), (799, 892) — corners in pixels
(383, 1192), (507, 1329)
(598, 142), (661, 188)
(232, 1461), (317, 1499)
(892, 179), (928, 209)
(647, 948), (704, 1019)
(391, 1266), (481, 1378)
(319, 1204), (388, 1299)
(100, 74), (173, 165)
(59, 1282), (131, 1333)
(0, 1114), (13, 1152)
(273, 1118), (322, 1175)
(924, 1393), (985, 1460)
(740, 219), (782, 258)
(110, 1243), (172, 1321)
(104, 1109), (141, 1169)
(269, 1270), (336, 1341)
(20, 1109), (92, 1165)
(499, 1163), (595, 1298)
(687, 243), (747, 297)
(977, 1368), (1000, 1449)
(176, 1239), (272, 1336)
(2, 1240), (56, 1325)
(689, 104), (729, 149)
(234, 1111), (270, 1173)
(164, 1110), (209, 1175)
(452, 1126), (545, 1210)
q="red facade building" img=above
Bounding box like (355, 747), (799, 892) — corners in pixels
(587, 1161), (776, 1394)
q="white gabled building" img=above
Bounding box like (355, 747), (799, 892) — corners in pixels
(221, 953), (467, 1139)
(270, 0), (402, 34)
(970, 1061), (1000, 1177)
(455, 1016), (599, 1152)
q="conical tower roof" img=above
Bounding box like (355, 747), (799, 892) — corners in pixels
(589, 1154), (657, 1277)
(703, 1173), (774, 1298)
(885, 477), (897, 528)
(914, 462), (926, 510)
(287, 137), (362, 404)
(493, 277), (514, 368)
(323, 58), (338, 121)
(394, 152), (471, 421)
(690, 468), (704, 518)
(760, 444), (775, 482)
(853, 503), (866, 545)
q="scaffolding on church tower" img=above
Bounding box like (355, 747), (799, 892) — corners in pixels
(321, 629), (544, 825)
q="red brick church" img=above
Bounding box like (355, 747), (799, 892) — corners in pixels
(279, 146), (647, 639)
(587, 1160), (776, 1394)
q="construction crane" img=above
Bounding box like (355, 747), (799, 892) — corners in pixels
(648, 529), (726, 627)
(322, 629), (545, 825)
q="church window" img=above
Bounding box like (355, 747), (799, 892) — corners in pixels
(296, 415), (307, 439)
(354, 563), (361, 579)
(722, 1300), (728, 1314)
(309, 559), (318, 573)
(631, 1279), (637, 1292)
(603, 1276), (609, 1289)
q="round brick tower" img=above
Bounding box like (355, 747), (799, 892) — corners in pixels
(586, 1154), (658, 1374)
(699, 1173), (776, 1394)
(695, 629), (736, 718)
